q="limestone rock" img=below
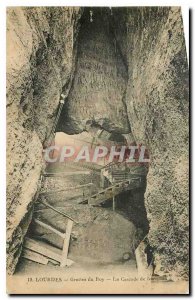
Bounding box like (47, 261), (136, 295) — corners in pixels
(112, 7), (189, 278)
(6, 7), (82, 274)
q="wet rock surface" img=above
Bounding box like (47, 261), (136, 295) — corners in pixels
(6, 7), (82, 274)
(57, 8), (130, 134)
(112, 7), (189, 278)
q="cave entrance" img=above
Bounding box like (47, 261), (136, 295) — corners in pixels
(20, 7), (150, 272)
(24, 129), (149, 271)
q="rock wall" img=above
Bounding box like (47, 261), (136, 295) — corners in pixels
(6, 7), (82, 274)
(112, 7), (189, 278)
(57, 8), (130, 134)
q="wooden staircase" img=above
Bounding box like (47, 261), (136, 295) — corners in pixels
(24, 159), (147, 268)
(78, 177), (143, 206)
(43, 170), (91, 177)
(111, 170), (128, 182)
(47, 160), (102, 173)
(22, 199), (76, 267)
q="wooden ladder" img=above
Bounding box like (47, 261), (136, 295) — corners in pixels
(22, 200), (76, 267)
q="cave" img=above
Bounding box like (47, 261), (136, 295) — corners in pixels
(7, 5), (189, 286)
(24, 125), (150, 273)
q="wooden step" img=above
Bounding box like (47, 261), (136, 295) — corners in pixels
(24, 237), (74, 267)
(46, 161), (102, 173)
(24, 237), (62, 263)
(40, 183), (94, 195)
(22, 248), (49, 265)
(33, 219), (65, 239)
(43, 171), (91, 177)
(79, 178), (142, 206)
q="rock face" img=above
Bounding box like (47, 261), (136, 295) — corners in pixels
(6, 7), (82, 274)
(57, 8), (130, 134)
(112, 7), (189, 278)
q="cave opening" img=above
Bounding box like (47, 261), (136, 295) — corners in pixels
(19, 7), (150, 274)
(24, 127), (150, 272)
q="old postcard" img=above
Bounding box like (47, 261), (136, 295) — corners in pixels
(6, 6), (189, 294)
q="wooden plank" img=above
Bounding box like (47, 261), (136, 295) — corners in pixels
(37, 199), (77, 223)
(23, 240), (75, 268)
(113, 196), (115, 211)
(61, 161), (102, 172)
(43, 171), (91, 177)
(40, 183), (93, 195)
(79, 180), (128, 204)
(48, 258), (74, 267)
(60, 220), (73, 267)
(22, 248), (48, 265)
(100, 169), (105, 188)
(87, 180), (137, 206)
(78, 178), (142, 205)
(34, 218), (65, 238)
(24, 237), (62, 262)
